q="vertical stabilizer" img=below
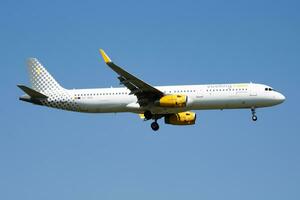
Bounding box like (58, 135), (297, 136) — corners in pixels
(27, 58), (63, 92)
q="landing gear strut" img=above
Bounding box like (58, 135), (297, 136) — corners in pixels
(251, 107), (258, 121)
(144, 110), (153, 120)
(144, 111), (160, 131)
(151, 120), (159, 131)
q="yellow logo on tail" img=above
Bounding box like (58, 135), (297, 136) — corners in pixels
(35, 67), (42, 75)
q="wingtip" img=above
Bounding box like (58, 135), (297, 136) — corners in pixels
(17, 84), (23, 89)
(99, 49), (112, 63)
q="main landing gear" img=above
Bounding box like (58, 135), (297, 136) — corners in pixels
(144, 110), (160, 131)
(251, 107), (258, 121)
(144, 110), (153, 120)
(151, 120), (159, 131)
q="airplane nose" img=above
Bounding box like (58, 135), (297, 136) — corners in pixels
(277, 93), (286, 103)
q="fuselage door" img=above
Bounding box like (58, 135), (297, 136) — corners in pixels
(250, 84), (257, 96)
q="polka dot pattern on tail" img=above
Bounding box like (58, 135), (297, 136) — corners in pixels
(27, 58), (63, 92)
(27, 58), (80, 112)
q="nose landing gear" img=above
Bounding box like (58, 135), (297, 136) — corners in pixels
(251, 108), (258, 121)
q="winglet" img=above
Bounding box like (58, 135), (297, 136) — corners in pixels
(99, 49), (112, 63)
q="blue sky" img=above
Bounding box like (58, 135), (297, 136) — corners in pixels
(1, 0), (300, 199)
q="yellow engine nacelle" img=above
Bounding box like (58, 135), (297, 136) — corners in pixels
(164, 111), (196, 125)
(156, 95), (187, 107)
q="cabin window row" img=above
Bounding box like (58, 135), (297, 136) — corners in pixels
(206, 88), (248, 92)
(75, 90), (198, 96)
(164, 90), (196, 93)
(74, 92), (129, 97)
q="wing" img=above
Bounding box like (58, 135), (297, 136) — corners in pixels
(99, 49), (164, 106)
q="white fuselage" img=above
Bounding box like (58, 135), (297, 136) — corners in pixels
(40, 83), (285, 114)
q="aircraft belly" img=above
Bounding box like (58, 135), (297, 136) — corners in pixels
(149, 107), (189, 115)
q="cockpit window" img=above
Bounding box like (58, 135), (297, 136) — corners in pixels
(265, 88), (275, 91)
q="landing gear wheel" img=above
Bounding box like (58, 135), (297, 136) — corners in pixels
(151, 121), (159, 131)
(144, 111), (153, 120)
(251, 107), (258, 122)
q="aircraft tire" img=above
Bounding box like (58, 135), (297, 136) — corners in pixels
(151, 122), (159, 131)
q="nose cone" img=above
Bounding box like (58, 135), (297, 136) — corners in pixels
(276, 92), (286, 104)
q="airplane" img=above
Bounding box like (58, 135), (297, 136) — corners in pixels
(18, 49), (285, 131)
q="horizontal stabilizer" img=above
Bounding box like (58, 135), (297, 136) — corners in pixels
(17, 85), (48, 99)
